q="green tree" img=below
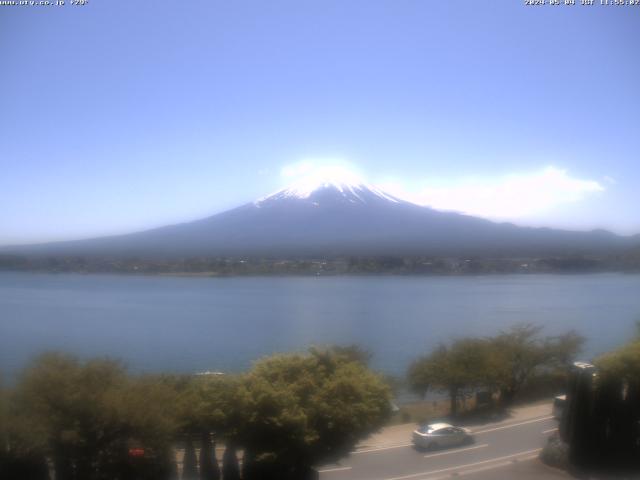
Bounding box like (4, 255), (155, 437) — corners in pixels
(491, 325), (584, 406)
(596, 338), (640, 384)
(543, 330), (586, 369)
(491, 324), (546, 406)
(174, 372), (247, 480)
(407, 339), (497, 416)
(236, 348), (391, 479)
(325, 345), (372, 366)
(407, 354), (436, 400)
(1, 375), (50, 480)
(12, 352), (179, 480)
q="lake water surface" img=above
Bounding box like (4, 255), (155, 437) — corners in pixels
(1, 272), (639, 380)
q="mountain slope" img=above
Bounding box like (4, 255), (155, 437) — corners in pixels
(3, 178), (638, 258)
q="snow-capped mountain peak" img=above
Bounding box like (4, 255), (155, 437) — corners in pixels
(255, 172), (403, 206)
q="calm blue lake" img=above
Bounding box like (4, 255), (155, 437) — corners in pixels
(1, 272), (639, 380)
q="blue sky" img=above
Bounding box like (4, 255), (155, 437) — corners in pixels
(1, 0), (638, 245)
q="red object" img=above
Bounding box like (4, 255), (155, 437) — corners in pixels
(128, 448), (145, 457)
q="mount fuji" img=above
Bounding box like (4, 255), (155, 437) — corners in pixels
(3, 175), (638, 258)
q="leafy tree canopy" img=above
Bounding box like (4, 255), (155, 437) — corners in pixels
(491, 324), (584, 404)
(595, 338), (640, 383)
(408, 325), (585, 410)
(10, 352), (179, 480)
(236, 347), (391, 472)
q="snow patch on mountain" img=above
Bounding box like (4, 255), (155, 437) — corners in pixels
(254, 172), (405, 206)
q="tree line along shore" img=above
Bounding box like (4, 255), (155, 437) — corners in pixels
(1, 324), (639, 480)
(2, 252), (640, 276)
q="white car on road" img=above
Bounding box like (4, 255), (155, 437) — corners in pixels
(412, 422), (473, 450)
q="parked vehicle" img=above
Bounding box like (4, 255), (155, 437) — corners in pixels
(412, 422), (473, 450)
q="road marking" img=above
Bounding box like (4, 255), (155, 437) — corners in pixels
(318, 466), (353, 473)
(423, 443), (488, 459)
(383, 448), (542, 480)
(352, 443), (414, 454)
(543, 427), (558, 434)
(421, 455), (540, 480)
(473, 416), (554, 434)
(444, 453), (539, 479)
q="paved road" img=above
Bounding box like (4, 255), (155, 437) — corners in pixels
(319, 414), (559, 480)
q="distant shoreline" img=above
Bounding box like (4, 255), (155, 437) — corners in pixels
(2, 268), (640, 279)
(2, 251), (640, 277)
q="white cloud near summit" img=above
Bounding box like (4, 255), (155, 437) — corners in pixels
(278, 161), (606, 221)
(381, 167), (605, 219)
